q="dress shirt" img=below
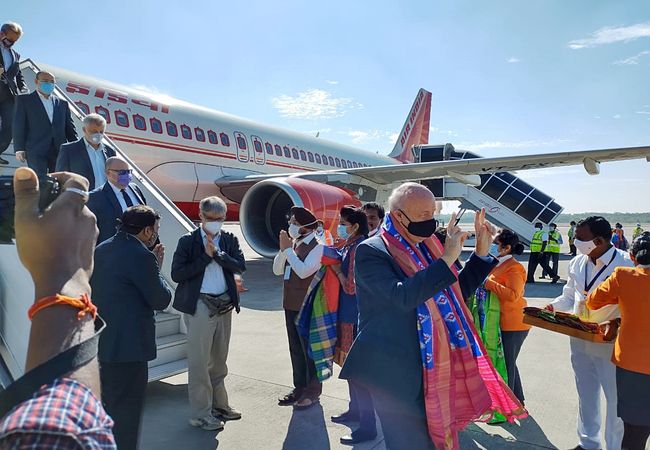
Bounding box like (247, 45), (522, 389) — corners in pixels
(496, 254), (513, 267)
(199, 229), (227, 295)
(0, 47), (12, 72)
(551, 246), (633, 322)
(108, 181), (141, 212)
(38, 91), (54, 123)
(84, 139), (107, 188)
(272, 232), (324, 279)
(367, 227), (380, 238)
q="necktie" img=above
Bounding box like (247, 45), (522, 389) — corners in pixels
(121, 189), (134, 208)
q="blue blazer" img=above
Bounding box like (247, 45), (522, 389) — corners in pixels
(55, 138), (116, 190)
(12, 91), (77, 156)
(91, 231), (172, 363)
(340, 236), (497, 403)
(87, 182), (146, 244)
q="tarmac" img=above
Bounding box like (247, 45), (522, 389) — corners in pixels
(139, 225), (641, 450)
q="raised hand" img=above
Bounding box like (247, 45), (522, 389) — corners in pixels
(441, 211), (469, 268)
(279, 229), (292, 251)
(474, 208), (497, 257)
(153, 243), (165, 266)
(204, 236), (216, 257)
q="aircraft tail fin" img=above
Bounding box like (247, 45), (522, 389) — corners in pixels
(388, 89), (432, 163)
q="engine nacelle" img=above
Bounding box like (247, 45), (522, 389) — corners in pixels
(240, 177), (360, 258)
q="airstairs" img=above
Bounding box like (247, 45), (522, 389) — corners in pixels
(0, 60), (194, 387)
(416, 144), (563, 245)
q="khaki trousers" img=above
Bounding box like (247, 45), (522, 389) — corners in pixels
(185, 300), (232, 419)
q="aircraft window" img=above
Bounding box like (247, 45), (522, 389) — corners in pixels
(352, 161), (358, 168)
(299, 150), (307, 161)
(274, 144), (282, 156)
(150, 118), (163, 134)
(335, 158), (341, 168)
(95, 106), (111, 124)
(314, 154), (322, 164)
(348, 160), (353, 168)
(291, 148), (299, 159)
(307, 152), (314, 162)
(328, 156), (335, 166)
(181, 125), (192, 140)
(254, 141), (263, 153)
(195, 127), (206, 142)
(166, 121), (178, 136)
(322, 155), (329, 165)
(133, 114), (147, 131)
(207, 130), (218, 144)
(283, 146), (291, 157)
(115, 110), (129, 128)
(75, 101), (90, 115)
(341, 160), (347, 168)
(265, 142), (274, 155)
(220, 133), (230, 146)
(237, 136), (247, 150)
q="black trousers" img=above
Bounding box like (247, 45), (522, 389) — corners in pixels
(347, 380), (376, 432)
(100, 361), (148, 450)
(502, 330), (529, 403)
(526, 251), (556, 281)
(542, 253), (559, 277)
(26, 143), (58, 179)
(0, 97), (14, 155)
(284, 309), (321, 398)
(622, 423), (650, 450)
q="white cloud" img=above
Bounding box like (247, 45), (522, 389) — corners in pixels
(594, 115), (601, 119)
(636, 111), (650, 115)
(429, 126), (458, 137)
(507, 57), (521, 63)
(613, 114), (621, 119)
(271, 89), (362, 119)
(345, 129), (395, 145)
(325, 80), (339, 85)
(569, 22), (650, 49)
(389, 132), (399, 144)
(613, 50), (650, 65)
(456, 139), (571, 152)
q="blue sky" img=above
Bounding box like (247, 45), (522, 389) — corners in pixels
(8, 1), (650, 213)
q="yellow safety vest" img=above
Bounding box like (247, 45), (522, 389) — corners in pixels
(530, 230), (544, 253)
(546, 231), (561, 253)
(633, 227), (643, 240)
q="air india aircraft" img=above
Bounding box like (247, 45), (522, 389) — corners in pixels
(33, 62), (650, 257)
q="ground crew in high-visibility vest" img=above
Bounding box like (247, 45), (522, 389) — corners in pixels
(567, 220), (577, 256)
(526, 222), (560, 284)
(633, 223), (644, 240)
(542, 223), (563, 279)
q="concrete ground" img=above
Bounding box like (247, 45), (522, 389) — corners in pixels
(139, 225), (636, 450)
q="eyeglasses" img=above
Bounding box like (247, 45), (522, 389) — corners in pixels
(109, 169), (132, 175)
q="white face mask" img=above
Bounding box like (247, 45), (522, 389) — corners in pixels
(203, 220), (223, 235)
(288, 224), (302, 239)
(90, 132), (103, 145)
(574, 238), (597, 256)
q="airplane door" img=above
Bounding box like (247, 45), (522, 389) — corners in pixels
(234, 132), (250, 163)
(251, 135), (266, 165)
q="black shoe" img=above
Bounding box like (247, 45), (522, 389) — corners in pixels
(569, 446), (600, 450)
(293, 396), (319, 410)
(551, 276), (561, 284)
(340, 429), (377, 445)
(526, 280), (535, 284)
(539, 276), (546, 279)
(278, 389), (302, 406)
(0, 157), (8, 165)
(331, 410), (359, 423)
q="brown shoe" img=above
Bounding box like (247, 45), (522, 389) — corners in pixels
(293, 396), (319, 410)
(278, 389), (302, 406)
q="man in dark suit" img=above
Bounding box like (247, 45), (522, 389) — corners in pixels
(340, 183), (498, 449)
(87, 156), (146, 244)
(0, 22), (27, 165)
(90, 205), (171, 450)
(13, 71), (77, 178)
(171, 196), (246, 431)
(56, 113), (115, 189)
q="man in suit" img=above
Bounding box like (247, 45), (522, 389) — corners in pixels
(13, 71), (77, 178)
(0, 22), (27, 165)
(56, 113), (115, 189)
(90, 205), (171, 450)
(340, 183), (499, 449)
(171, 196), (246, 431)
(87, 156), (146, 244)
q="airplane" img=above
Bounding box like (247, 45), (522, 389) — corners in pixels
(17, 62), (650, 257)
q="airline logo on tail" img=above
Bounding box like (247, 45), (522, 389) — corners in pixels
(388, 88), (432, 163)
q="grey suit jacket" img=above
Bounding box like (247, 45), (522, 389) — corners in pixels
(12, 91), (77, 156)
(0, 48), (26, 98)
(87, 182), (146, 244)
(55, 138), (116, 190)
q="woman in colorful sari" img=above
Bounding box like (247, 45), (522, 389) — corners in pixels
(470, 229), (531, 415)
(330, 206), (377, 445)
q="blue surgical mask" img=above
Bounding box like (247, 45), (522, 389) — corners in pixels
(118, 172), (132, 187)
(337, 224), (350, 240)
(490, 243), (499, 255)
(38, 82), (55, 95)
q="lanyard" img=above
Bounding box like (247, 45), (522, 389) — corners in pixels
(583, 250), (617, 295)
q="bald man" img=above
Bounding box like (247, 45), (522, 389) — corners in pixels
(13, 71), (77, 178)
(341, 182), (500, 449)
(87, 157), (147, 244)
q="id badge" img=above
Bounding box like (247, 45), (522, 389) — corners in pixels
(284, 266), (291, 281)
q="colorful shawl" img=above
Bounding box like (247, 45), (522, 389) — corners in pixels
(468, 286), (508, 423)
(380, 213), (527, 449)
(296, 246), (341, 381)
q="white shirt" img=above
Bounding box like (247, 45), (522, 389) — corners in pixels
(551, 246), (633, 322)
(84, 139), (107, 189)
(38, 91), (54, 123)
(496, 254), (513, 267)
(273, 232), (324, 279)
(367, 227), (380, 238)
(108, 181), (141, 212)
(199, 229), (227, 295)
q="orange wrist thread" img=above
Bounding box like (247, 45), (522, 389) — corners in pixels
(28, 294), (97, 321)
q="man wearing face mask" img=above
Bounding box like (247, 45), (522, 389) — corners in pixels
(273, 206), (324, 409)
(56, 113), (115, 189)
(171, 196), (246, 431)
(527, 221), (560, 284)
(0, 22), (27, 165)
(13, 71), (77, 178)
(546, 216), (633, 450)
(91, 205), (172, 450)
(362, 202), (385, 237)
(87, 156), (147, 244)
(541, 223), (563, 279)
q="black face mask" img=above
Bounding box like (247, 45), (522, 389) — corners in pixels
(398, 209), (438, 238)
